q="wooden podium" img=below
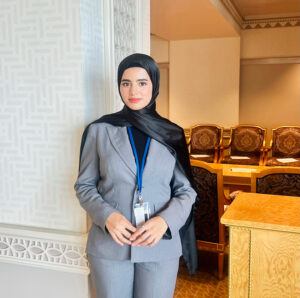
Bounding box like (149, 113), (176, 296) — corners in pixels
(221, 192), (300, 297)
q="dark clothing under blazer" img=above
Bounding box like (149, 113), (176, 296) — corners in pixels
(75, 123), (196, 262)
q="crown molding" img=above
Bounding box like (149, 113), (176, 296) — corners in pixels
(222, 0), (300, 29)
(242, 17), (300, 29)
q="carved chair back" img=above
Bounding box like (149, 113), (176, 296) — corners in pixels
(190, 125), (223, 155)
(251, 167), (300, 197)
(230, 125), (266, 157)
(271, 126), (300, 158)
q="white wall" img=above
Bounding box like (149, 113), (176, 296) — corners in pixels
(0, 0), (96, 233)
(169, 37), (240, 128)
(0, 0), (150, 297)
(0, 262), (90, 298)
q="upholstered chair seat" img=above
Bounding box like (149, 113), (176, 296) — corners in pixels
(189, 125), (223, 163)
(265, 127), (300, 167)
(220, 125), (266, 166)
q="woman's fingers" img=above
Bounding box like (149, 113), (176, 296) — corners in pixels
(106, 212), (137, 245)
(129, 225), (146, 241)
(106, 214), (168, 247)
(110, 233), (124, 246)
(122, 229), (133, 240)
(131, 230), (151, 246)
(131, 216), (168, 246)
(115, 231), (132, 245)
(124, 221), (137, 233)
(134, 234), (155, 246)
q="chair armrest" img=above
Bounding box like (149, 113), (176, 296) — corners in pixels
(220, 144), (230, 150)
(186, 137), (191, 146)
(263, 146), (271, 153)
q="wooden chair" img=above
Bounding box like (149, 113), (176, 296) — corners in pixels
(251, 167), (300, 196)
(264, 126), (300, 167)
(189, 124), (223, 163)
(190, 159), (227, 279)
(220, 125), (266, 165)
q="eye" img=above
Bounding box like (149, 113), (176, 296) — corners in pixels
(121, 82), (130, 87)
(139, 81), (147, 87)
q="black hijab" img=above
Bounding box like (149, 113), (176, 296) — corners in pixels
(79, 53), (198, 274)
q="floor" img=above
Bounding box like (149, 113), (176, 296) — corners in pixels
(174, 252), (229, 298)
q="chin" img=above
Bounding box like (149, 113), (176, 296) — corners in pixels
(125, 103), (146, 110)
(129, 105), (144, 110)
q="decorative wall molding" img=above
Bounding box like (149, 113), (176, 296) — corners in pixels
(112, 0), (137, 112)
(135, 0), (150, 54)
(243, 17), (300, 30)
(81, 0), (106, 122)
(241, 56), (300, 65)
(219, 0), (243, 28)
(222, 0), (300, 30)
(0, 224), (89, 274)
(102, 0), (150, 113)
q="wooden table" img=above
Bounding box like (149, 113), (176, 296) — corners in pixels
(221, 192), (300, 297)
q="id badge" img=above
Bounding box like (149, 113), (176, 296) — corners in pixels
(133, 202), (150, 227)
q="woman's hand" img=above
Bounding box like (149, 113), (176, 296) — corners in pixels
(105, 212), (137, 246)
(130, 216), (168, 247)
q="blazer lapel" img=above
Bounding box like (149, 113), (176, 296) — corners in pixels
(106, 126), (136, 175)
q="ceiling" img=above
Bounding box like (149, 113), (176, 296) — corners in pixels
(222, 0), (300, 29)
(151, 0), (300, 40)
(150, 0), (239, 40)
(230, 0), (300, 19)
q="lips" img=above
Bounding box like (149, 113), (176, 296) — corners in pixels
(129, 98), (141, 103)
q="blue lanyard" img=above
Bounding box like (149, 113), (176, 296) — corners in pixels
(127, 127), (151, 202)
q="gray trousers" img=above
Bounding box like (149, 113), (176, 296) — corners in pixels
(88, 255), (179, 298)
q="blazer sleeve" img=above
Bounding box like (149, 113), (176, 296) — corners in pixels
(74, 125), (119, 232)
(157, 163), (196, 238)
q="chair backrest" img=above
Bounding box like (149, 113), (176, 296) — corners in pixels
(271, 126), (300, 158)
(190, 160), (224, 244)
(230, 125), (266, 157)
(190, 124), (223, 154)
(251, 167), (300, 196)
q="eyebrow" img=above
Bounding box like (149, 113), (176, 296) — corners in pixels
(121, 78), (149, 82)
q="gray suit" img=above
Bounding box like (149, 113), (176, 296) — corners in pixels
(74, 123), (196, 297)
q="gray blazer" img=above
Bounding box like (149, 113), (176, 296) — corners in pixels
(74, 123), (196, 262)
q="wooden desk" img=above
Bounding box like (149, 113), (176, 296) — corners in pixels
(211, 163), (268, 186)
(221, 192), (300, 297)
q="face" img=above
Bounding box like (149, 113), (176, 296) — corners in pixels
(120, 67), (153, 110)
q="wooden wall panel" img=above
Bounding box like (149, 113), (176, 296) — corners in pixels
(229, 227), (250, 297)
(250, 229), (300, 297)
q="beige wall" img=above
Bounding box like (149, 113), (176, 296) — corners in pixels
(150, 35), (169, 63)
(150, 35), (169, 117)
(241, 27), (300, 59)
(240, 63), (300, 143)
(240, 27), (300, 143)
(156, 66), (169, 118)
(169, 37), (240, 128)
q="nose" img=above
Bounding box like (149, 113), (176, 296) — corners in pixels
(129, 83), (138, 96)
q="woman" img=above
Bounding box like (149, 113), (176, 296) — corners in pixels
(75, 53), (197, 298)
